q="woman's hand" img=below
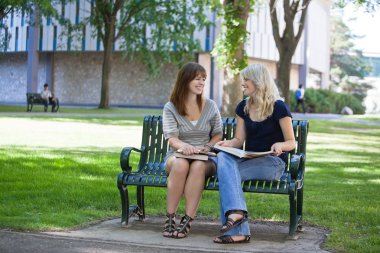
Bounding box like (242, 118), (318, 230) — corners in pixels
(196, 145), (210, 152)
(271, 143), (283, 156)
(179, 143), (199, 155)
(216, 140), (234, 147)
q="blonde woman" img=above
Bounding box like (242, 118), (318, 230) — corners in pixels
(213, 64), (296, 244)
(162, 62), (223, 239)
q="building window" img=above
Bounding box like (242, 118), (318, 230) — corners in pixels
(39, 26), (43, 50)
(26, 26), (29, 46)
(96, 34), (100, 51)
(67, 27), (72, 51)
(205, 25), (210, 51)
(82, 26), (86, 51)
(21, 11), (25, 26)
(4, 27), (9, 52)
(15, 27), (19, 51)
(10, 12), (14, 27)
(61, 1), (66, 19)
(47, 16), (51, 26)
(90, 0), (95, 16)
(75, 0), (80, 25)
(53, 26), (57, 51)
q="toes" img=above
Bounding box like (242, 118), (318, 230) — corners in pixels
(176, 232), (185, 238)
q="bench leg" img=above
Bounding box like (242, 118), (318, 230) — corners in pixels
(117, 175), (130, 225)
(120, 185), (130, 225)
(288, 183), (298, 240)
(137, 186), (145, 221)
(27, 103), (33, 112)
(296, 185), (304, 232)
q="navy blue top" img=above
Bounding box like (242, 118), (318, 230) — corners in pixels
(235, 99), (292, 163)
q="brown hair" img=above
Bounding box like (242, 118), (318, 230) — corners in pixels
(169, 62), (206, 116)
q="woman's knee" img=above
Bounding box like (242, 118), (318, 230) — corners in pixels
(169, 158), (190, 175)
(188, 161), (208, 177)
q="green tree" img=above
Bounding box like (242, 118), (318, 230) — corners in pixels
(0, 0), (56, 51)
(211, 0), (253, 116)
(335, 0), (380, 12)
(330, 16), (371, 81)
(330, 15), (372, 101)
(84, 0), (210, 109)
(1, 0), (210, 109)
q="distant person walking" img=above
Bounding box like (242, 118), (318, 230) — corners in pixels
(295, 84), (306, 113)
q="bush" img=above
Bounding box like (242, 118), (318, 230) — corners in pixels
(290, 89), (365, 114)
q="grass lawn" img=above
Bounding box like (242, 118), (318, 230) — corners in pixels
(0, 113), (379, 253)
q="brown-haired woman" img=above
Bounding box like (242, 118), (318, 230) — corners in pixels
(162, 62), (223, 239)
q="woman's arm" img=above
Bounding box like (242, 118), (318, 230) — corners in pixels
(216, 116), (246, 148)
(271, 116), (296, 156)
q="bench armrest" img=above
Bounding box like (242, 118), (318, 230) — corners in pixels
(120, 147), (144, 173)
(289, 154), (305, 180)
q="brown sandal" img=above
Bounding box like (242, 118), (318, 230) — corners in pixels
(174, 214), (193, 239)
(162, 213), (176, 238)
(213, 235), (250, 244)
(220, 212), (248, 233)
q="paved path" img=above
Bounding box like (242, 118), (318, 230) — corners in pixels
(0, 217), (331, 253)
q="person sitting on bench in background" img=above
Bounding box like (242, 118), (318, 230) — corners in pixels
(40, 83), (57, 112)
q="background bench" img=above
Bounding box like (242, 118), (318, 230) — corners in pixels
(26, 93), (59, 112)
(117, 115), (309, 238)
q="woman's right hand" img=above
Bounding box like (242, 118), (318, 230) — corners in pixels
(179, 143), (199, 155)
(216, 140), (234, 147)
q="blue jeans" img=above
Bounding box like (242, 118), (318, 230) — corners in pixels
(217, 151), (286, 236)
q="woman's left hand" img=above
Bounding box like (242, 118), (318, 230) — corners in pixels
(271, 143), (283, 156)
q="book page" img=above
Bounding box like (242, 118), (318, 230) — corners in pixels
(213, 144), (272, 158)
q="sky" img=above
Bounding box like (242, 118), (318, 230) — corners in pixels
(341, 4), (380, 55)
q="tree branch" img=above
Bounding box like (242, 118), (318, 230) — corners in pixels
(294, 0), (311, 44)
(269, 0), (282, 51)
(114, 1), (154, 41)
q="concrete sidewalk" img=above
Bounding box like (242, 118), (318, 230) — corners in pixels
(0, 216), (330, 253)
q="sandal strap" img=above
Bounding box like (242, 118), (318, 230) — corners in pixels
(223, 218), (235, 229)
(214, 235), (251, 244)
(220, 213), (248, 233)
(176, 214), (193, 234)
(216, 235), (234, 243)
(163, 213), (176, 232)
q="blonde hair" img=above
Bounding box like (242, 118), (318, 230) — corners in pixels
(240, 64), (281, 121)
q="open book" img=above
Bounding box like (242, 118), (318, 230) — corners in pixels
(173, 150), (217, 161)
(213, 144), (273, 158)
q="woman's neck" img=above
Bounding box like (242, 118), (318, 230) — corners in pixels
(186, 94), (198, 105)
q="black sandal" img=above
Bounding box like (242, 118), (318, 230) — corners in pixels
(213, 235), (250, 244)
(220, 212), (248, 233)
(174, 214), (193, 239)
(162, 213), (176, 238)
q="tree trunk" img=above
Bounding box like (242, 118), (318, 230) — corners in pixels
(222, 34), (246, 116)
(222, 72), (243, 116)
(99, 18), (115, 109)
(277, 51), (293, 104)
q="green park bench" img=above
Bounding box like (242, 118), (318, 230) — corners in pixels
(117, 115), (309, 238)
(26, 93), (60, 112)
